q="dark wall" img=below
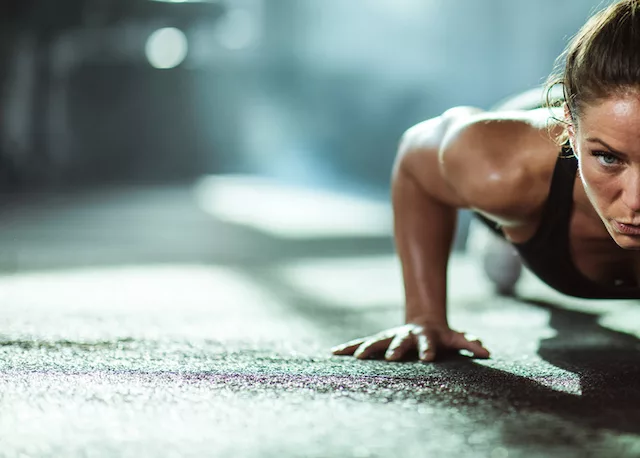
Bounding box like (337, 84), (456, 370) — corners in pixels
(0, 0), (620, 190)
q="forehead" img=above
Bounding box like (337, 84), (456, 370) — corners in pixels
(579, 94), (640, 145)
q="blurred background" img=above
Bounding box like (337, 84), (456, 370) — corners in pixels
(0, 0), (616, 271)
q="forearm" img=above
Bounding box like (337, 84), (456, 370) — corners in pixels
(392, 162), (457, 327)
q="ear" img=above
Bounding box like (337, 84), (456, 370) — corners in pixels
(563, 103), (577, 149)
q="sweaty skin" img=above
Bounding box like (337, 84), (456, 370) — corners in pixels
(332, 93), (640, 362)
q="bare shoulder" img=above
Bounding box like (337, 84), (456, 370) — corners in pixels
(396, 106), (564, 225)
(439, 108), (563, 226)
(396, 106), (488, 207)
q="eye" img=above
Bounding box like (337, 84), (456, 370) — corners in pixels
(592, 151), (621, 167)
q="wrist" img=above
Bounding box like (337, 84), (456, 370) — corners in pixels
(405, 309), (448, 328)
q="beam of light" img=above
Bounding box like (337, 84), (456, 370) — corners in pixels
(0, 265), (305, 341)
(145, 28), (189, 69)
(474, 356), (582, 396)
(193, 175), (392, 239)
(277, 255), (403, 309)
(276, 254), (495, 309)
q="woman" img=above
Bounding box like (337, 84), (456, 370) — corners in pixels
(332, 0), (640, 362)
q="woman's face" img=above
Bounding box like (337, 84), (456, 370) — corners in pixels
(568, 92), (640, 249)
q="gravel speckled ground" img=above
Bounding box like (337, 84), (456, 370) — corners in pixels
(0, 185), (639, 457)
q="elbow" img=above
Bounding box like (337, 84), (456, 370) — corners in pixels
(392, 134), (420, 188)
(393, 127), (416, 173)
(392, 121), (434, 182)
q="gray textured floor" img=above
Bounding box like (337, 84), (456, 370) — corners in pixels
(0, 184), (639, 457)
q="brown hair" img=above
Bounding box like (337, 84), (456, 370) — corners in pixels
(546, 0), (640, 124)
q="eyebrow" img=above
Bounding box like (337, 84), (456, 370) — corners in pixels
(585, 137), (628, 156)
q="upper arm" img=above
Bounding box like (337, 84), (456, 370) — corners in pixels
(439, 116), (552, 225)
(396, 108), (553, 226)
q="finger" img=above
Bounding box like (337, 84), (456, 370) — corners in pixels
(354, 336), (394, 360)
(331, 338), (367, 355)
(384, 331), (414, 361)
(417, 333), (436, 362)
(451, 332), (490, 359)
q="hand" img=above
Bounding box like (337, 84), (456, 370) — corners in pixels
(331, 323), (490, 362)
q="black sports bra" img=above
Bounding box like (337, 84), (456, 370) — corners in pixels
(475, 144), (640, 299)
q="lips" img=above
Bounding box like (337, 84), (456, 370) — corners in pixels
(613, 221), (640, 235)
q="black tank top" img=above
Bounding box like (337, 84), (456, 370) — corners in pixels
(475, 144), (640, 299)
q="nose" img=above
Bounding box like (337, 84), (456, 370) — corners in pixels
(622, 169), (640, 214)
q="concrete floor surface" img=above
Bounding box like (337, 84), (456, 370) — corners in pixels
(0, 184), (639, 457)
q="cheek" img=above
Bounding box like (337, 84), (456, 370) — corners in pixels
(577, 160), (596, 191)
(578, 162), (616, 206)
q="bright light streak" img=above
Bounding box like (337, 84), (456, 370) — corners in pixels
(0, 265), (302, 341)
(194, 175), (392, 239)
(276, 254), (494, 309)
(0, 265), (271, 312)
(278, 255), (403, 309)
(145, 28), (189, 69)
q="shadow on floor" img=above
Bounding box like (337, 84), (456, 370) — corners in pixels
(435, 298), (640, 440)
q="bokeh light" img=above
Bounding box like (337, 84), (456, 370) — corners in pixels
(145, 27), (189, 69)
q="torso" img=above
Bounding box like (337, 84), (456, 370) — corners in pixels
(500, 157), (632, 287)
(568, 180), (640, 288)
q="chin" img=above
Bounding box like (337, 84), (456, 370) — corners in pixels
(603, 219), (640, 249)
(611, 234), (640, 250)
